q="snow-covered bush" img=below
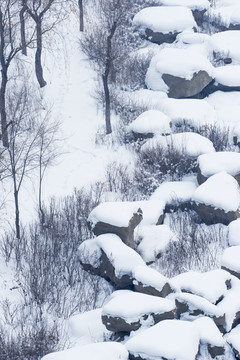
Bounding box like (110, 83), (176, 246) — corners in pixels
(135, 143), (197, 197)
(155, 211), (227, 277)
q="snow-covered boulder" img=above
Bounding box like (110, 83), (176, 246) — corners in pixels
(87, 202), (143, 248)
(217, 276), (240, 332)
(151, 180), (197, 210)
(125, 319), (200, 360)
(156, 98), (216, 130)
(175, 292), (225, 331)
(132, 265), (174, 298)
(197, 152), (240, 185)
(101, 291), (175, 334)
(157, 0), (210, 26)
(78, 234), (145, 288)
(194, 317), (225, 358)
(88, 201), (165, 248)
(41, 342), (129, 360)
(68, 308), (111, 343)
(133, 6), (196, 45)
(136, 224), (178, 264)
(192, 172), (240, 225)
(221, 245), (240, 279)
(226, 324), (240, 359)
(228, 219), (240, 246)
(171, 269), (232, 304)
(127, 110), (171, 140)
(141, 132), (215, 158)
(214, 65), (240, 91)
(146, 48), (214, 98)
(210, 31), (240, 64)
(208, 5), (240, 32)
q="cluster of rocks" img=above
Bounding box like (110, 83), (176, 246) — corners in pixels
(132, 1), (240, 99)
(76, 198), (240, 359)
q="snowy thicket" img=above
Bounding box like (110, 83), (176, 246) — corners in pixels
(1, 0), (240, 359)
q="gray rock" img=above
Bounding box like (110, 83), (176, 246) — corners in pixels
(88, 209), (143, 249)
(162, 70), (213, 99)
(193, 202), (240, 225)
(134, 281), (173, 298)
(144, 28), (180, 45)
(207, 344), (225, 358)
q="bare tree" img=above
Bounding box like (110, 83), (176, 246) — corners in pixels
(22, 0), (66, 87)
(78, 0), (84, 32)
(1, 82), (59, 239)
(80, 0), (133, 135)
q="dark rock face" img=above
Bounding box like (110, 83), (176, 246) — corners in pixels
(221, 266), (240, 280)
(193, 202), (240, 226)
(208, 344), (225, 358)
(162, 71), (213, 99)
(134, 281), (173, 298)
(80, 251), (134, 289)
(144, 28), (180, 45)
(102, 310), (175, 333)
(192, 9), (207, 27)
(175, 298), (226, 333)
(89, 209), (143, 249)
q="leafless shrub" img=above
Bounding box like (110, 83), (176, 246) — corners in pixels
(197, 124), (231, 151)
(135, 144), (197, 197)
(155, 211), (228, 277)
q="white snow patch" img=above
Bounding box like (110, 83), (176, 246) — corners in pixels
(159, 0), (210, 10)
(151, 180), (197, 205)
(68, 309), (111, 344)
(42, 342), (128, 360)
(194, 317), (224, 347)
(136, 224), (178, 263)
(228, 219), (240, 246)
(226, 324), (240, 353)
(215, 65), (240, 86)
(142, 132), (215, 158)
(127, 110), (171, 135)
(221, 245), (240, 273)
(133, 6), (196, 34)
(192, 172), (240, 212)
(197, 152), (240, 178)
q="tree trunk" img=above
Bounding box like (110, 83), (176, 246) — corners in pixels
(13, 184), (20, 239)
(102, 74), (112, 135)
(20, 5), (27, 56)
(78, 0), (84, 32)
(35, 19), (47, 87)
(0, 72), (9, 148)
(0, 11), (9, 147)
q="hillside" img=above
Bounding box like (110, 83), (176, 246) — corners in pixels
(1, 0), (240, 359)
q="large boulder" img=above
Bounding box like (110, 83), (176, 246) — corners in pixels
(145, 48), (214, 98)
(192, 172), (240, 225)
(197, 152), (240, 185)
(87, 202), (143, 249)
(210, 31), (240, 64)
(88, 200), (165, 249)
(127, 109), (171, 141)
(78, 234), (145, 289)
(125, 319), (200, 360)
(221, 246), (240, 279)
(226, 324), (240, 359)
(132, 265), (174, 298)
(102, 291), (175, 333)
(133, 6), (196, 45)
(157, 0), (210, 26)
(175, 293), (225, 331)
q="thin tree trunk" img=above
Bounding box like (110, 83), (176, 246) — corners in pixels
(35, 19), (47, 87)
(13, 182), (20, 239)
(102, 74), (112, 134)
(0, 11), (9, 147)
(78, 0), (84, 32)
(20, 5), (27, 56)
